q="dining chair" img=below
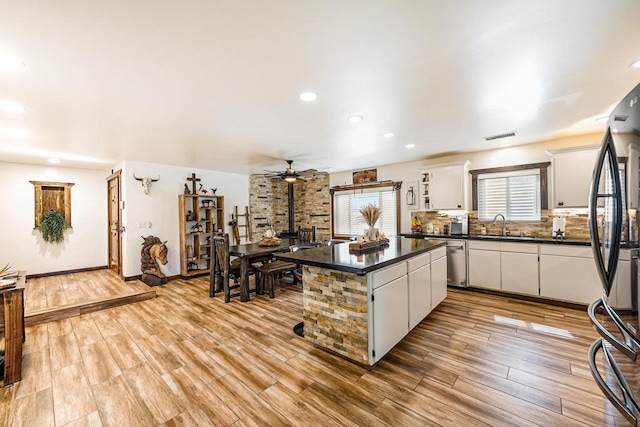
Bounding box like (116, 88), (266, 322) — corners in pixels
(297, 225), (317, 244)
(210, 233), (257, 302)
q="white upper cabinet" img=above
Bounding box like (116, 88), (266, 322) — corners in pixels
(550, 146), (598, 208)
(421, 161), (470, 210)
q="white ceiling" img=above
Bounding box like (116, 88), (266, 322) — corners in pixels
(1, 1), (639, 175)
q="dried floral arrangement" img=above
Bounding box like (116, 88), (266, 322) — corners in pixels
(359, 203), (381, 226)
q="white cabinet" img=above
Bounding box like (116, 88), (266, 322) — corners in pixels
(408, 253), (431, 330)
(372, 275), (409, 361)
(551, 147), (598, 208)
(469, 241), (539, 295)
(370, 247), (448, 364)
(431, 247), (448, 308)
(539, 245), (602, 304)
(468, 241), (501, 290)
(500, 243), (539, 296)
(608, 249), (633, 310)
(421, 161), (470, 210)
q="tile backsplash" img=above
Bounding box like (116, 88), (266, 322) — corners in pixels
(409, 209), (638, 242)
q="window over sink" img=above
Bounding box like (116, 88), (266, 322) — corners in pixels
(471, 162), (550, 222)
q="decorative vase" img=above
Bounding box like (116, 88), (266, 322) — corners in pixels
(366, 226), (378, 241)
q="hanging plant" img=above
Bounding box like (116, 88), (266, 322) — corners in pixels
(39, 211), (67, 243)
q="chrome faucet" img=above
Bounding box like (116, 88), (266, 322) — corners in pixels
(492, 214), (509, 236)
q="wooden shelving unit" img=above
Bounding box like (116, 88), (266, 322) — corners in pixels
(178, 194), (224, 278)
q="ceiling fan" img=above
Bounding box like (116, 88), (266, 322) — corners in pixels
(263, 160), (329, 182)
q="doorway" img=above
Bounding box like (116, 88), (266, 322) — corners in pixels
(107, 170), (123, 276)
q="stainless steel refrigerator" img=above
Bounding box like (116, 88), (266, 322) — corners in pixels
(588, 82), (640, 424)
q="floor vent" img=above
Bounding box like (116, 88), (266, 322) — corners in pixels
(484, 131), (517, 141)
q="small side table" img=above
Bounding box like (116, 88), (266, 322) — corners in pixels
(0, 271), (25, 386)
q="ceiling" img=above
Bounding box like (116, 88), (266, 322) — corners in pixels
(1, 1), (640, 175)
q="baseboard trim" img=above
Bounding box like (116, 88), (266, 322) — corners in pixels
(26, 265), (108, 279)
(461, 286), (587, 311)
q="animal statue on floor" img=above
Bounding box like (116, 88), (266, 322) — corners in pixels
(140, 235), (168, 286)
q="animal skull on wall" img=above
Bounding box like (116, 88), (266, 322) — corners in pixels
(133, 173), (160, 195)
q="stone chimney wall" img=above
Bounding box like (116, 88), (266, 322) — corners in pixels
(249, 175), (331, 242)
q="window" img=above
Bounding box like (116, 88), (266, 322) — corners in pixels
(471, 162), (550, 222)
(331, 183), (401, 238)
(478, 170), (540, 221)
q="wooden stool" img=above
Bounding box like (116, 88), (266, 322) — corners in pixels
(258, 260), (298, 298)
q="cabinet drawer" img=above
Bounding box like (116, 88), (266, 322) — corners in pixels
(539, 244), (593, 258)
(372, 263), (407, 289)
(407, 253), (430, 272)
(431, 246), (446, 261)
(468, 240), (501, 251)
(500, 242), (538, 254)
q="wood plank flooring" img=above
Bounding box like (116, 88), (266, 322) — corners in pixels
(1, 274), (626, 426)
(23, 270), (156, 326)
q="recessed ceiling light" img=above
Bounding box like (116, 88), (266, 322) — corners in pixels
(0, 100), (25, 114)
(595, 116), (609, 122)
(299, 92), (317, 102)
(48, 158), (61, 164)
(499, 143), (511, 148)
(347, 115), (363, 123)
(630, 59), (640, 68)
(405, 144), (415, 149)
(0, 52), (24, 72)
(382, 132), (395, 138)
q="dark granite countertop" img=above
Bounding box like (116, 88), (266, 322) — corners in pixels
(275, 236), (446, 275)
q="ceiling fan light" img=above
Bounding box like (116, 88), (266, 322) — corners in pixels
(284, 175), (297, 182)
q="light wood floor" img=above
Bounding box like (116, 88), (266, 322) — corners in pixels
(23, 270), (156, 326)
(1, 274), (624, 426)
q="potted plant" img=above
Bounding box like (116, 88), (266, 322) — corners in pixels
(39, 211), (67, 243)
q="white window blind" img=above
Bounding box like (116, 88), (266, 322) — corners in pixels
(478, 170), (540, 221)
(333, 188), (398, 237)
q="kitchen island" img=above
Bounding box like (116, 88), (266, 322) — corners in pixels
(276, 237), (447, 366)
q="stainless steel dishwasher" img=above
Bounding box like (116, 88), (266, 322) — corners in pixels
(445, 238), (467, 287)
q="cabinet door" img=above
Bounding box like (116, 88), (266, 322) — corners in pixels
(372, 276), (409, 361)
(468, 249), (501, 290)
(430, 165), (465, 210)
(539, 254), (602, 304)
(501, 252), (538, 296)
(408, 264), (431, 330)
(553, 149), (598, 208)
(431, 254), (447, 309)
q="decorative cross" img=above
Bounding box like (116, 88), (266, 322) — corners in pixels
(187, 173), (200, 195)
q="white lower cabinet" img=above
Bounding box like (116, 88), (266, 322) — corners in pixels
(372, 275), (409, 360)
(468, 241), (501, 290)
(408, 254), (431, 330)
(500, 243), (539, 296)
(431, 247), (448, 309)
(370, 246), (448, 364)
(539, 245), (602, 305)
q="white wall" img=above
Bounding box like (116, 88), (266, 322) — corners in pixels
(330, 133), (605, 234)
(121, 161), (249, 278)
(0, 162), (109, 275)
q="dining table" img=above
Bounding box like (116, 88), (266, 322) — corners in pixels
(229, 238), (298, 302)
